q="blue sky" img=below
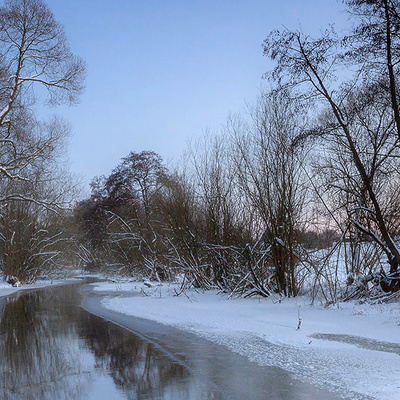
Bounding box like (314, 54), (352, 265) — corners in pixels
(44, 0), (348, 193)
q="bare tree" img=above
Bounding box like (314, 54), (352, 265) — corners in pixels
(75, 151), (170, 277)
(263, 17), (400, 293)
(188, 132), (242, 245)
(344, 0), (400, 141)
(0, 0), (85, 282)
(228, 91), (307, 296)
(0, 0), (85, 186)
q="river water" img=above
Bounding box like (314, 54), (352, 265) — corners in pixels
(0, 282), (347, 400)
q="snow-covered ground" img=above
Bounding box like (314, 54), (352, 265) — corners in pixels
(92, 280), (400, 400)
(0, 278), (83, 298)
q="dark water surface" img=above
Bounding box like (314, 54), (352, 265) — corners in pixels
(311, 333), (400, 355)
(0, 282), (346, 400)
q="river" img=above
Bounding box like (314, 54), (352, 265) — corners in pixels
(0, 281), (348, 399)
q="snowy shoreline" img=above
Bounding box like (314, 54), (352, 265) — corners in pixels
(0, 277), (84, 298)
(1, 277), (399, 399)
(91, 280), (400, 400)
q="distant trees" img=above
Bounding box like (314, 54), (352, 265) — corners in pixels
(75, 151), (169, 277)
(74, 0), (400, 301)
(0, 0), (85, 282)
(76, 95), (308, 298)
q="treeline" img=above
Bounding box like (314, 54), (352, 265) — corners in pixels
(73, 89), (395, 302)
(1, 0), (400, 303)
(74, 0), (400, 302)
(74, 93), (313, 298)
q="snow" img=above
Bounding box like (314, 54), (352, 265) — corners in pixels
(92, 281), (400, 400)
(0, 278), (83, 298)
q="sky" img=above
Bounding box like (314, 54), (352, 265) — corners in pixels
(42, 0), (350, 195)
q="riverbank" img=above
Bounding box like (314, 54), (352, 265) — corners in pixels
(89, 280), (400, 400)
(0, 277), (84, 297)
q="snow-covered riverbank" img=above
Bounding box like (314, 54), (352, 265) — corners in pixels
(91, 280), (400, 400)
(0, 278), (83, 298)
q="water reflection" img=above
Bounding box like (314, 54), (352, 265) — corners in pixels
(0, 284), (345, 400)
(0, 285), (219, 400)
(0, 288), (93, 400)
(79, 312), (198, 400)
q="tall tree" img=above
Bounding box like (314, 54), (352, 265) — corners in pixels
(0, 0), (85, 192)
(263, 3), (400, 292)
(0, 0), (85, 281)
(344, 0), (400, 140)
(229, 91), (306, 296)
(75, 151), (168, 275)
